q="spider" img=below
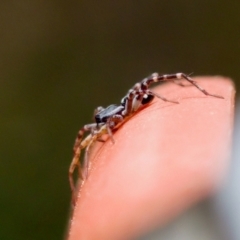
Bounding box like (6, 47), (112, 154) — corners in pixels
(69, 72), (223, 201)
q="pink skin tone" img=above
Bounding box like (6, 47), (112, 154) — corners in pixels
(67, 77), (234, 240)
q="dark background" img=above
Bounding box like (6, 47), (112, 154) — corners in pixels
(0, 1), (239, 239)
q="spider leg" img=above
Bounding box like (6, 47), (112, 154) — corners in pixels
(121, 73), (180, 115)
(69, 144), (85, 204)
(140, 73), (224, 99)
(69, 146), (82, 203)
(73, 123), (97, 153)
(139, 77), (179, 103)
(122, 87), (177, 116)
(69, 123), (99, 202)
(97, 138), (106, 142)
(83, 136), (96, 179)
(147, 90), (179, 104)
(83, 125), (108, 179)
(122, 89), (144, 115)
(106, 114), (124, 143)
(121, 91), (134, 116)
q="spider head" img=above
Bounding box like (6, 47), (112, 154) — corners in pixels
(95, 104), (124, 124)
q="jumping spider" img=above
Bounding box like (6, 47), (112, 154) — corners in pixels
(69, 73), (223, 201)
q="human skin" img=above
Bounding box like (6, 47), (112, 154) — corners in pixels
(67, 76), (234, 240)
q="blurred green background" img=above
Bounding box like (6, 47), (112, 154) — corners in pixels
(0, 1), (239, 239)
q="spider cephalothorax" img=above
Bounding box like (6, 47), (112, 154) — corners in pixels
(69, 72), (223, 203)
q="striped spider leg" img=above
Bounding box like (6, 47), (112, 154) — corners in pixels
(120, 76), (179, 117)
(120, 72), (224, 117)
(69, 72), (223, 204)
(69, 122), (104, 201)
(69, 105), (125, 203)
(139, 72), (224, 99)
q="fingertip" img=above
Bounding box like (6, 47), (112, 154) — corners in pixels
(68, 76), (235, 240)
